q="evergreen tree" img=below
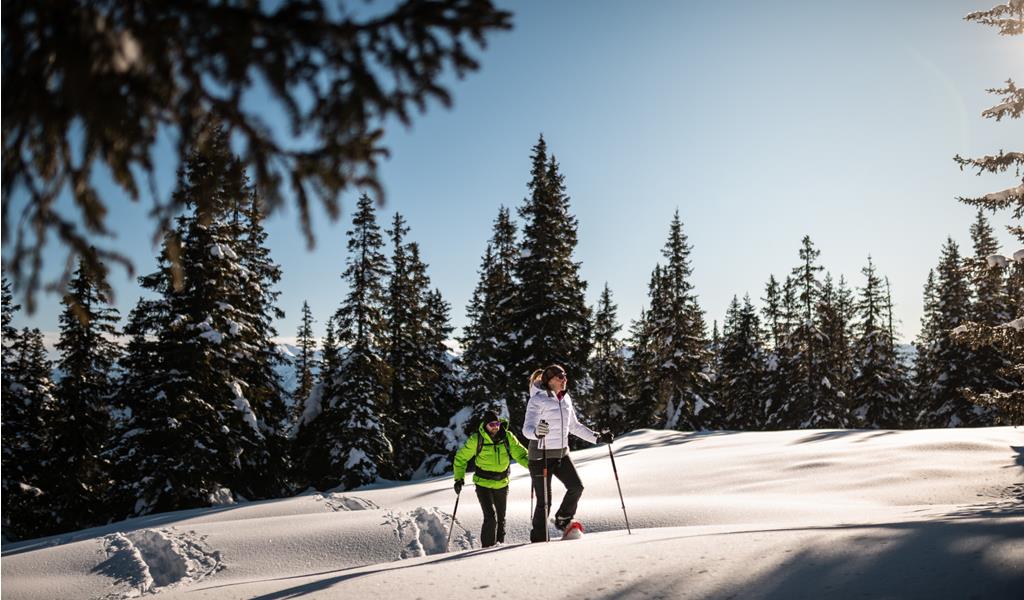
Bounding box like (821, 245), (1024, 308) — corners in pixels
(916, 239), (982, 426)
(231, 193), (293, 498)
(460, 207), (520, 429)
(1, 275), (21, 413)
(949, 3), (1024, 424)
(587, 284), (630, 435)
(412, 287), (462, 477)
(1, 328), (57, 539)
(625, 304), (660, 431)
(719, 295), (769, 430)
(816, 274), (855, 424)
(385, 223), (455, 478)
(1008, 261), (1024, 320)
(769, 238), (848, 428)
(957, 211), (1015, 418)
(851, 257), (909, 428)
(293, 301), (318, 421)
(320, 317), (341, 385)
(760, 275), (792, 428)
(708, 320), (722, 416)
(297, 193), (393, 490)
(762, 275), (786, 350)
(646, 212), (713, 430)
(383, 213), (424, 478)
(970, 211), (1013, 326)
(107, 125), (287, 517)
(911, 270), (939, 426)
(509, 135), (592, 432)
(50, 258), (121, 530)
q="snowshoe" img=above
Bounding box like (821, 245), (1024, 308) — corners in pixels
(561, 520), (584, 540)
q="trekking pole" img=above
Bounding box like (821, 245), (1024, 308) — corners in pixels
(529, 470), (534, 526)
(607, 442), (632, 535)
(444, 488), (462, 552)
(539, 421), (550, 542)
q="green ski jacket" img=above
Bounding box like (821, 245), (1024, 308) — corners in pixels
(453, 419), (530, 490)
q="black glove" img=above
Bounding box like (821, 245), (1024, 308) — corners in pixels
(596, 431), (614, 444)
(454, 479), (464, 494)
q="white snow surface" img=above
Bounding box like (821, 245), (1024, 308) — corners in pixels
(2, 428), (1022, 599)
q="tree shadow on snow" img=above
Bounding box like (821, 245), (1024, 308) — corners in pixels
(787, 430), (873, 445)
(587, 515), (1024, 600)
(191, 544), (527, 600)
(574, 430), (739, 464)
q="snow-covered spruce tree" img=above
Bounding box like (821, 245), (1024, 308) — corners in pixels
(459, 207), (520, 431)
(719, 295), (769, 430)
(639, 264), (673, 428)
(232, 193), (293, 498)
(646, 211), (714, 430)
(384, 219), (456, 479)
(915, 239), (981, 426)
(970, 211), (1014, 326)
(707, 320), (722, 417)
(625, 304), (660, 431)
(412, 286), (462, 477)
(851, 257), (910, 428)
(107, 126), (287, 517)
(49, 258), (122, 531)
(949, 1), (1024, 423)
(383, 213), (426, 478)
(320, 316), (340, 385)
(1, 328), (57, 539)
(961, 211), (1015, 415)
(293, 301), (318, 424)
(509, 135), (593, 431)
(1, 275), (21, 404)
(292, 296), (315, 419)
(910, 270), (939, 426)
(815, 274), (855, 423)
(585, 284), (629, 435)
(296, 193), (393, 490)
(760, 275), (791, 428)
(770, 237), (848, 428)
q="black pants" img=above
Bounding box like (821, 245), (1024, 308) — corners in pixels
(529, 455), (584, 542)
(475, 485), (509, 547)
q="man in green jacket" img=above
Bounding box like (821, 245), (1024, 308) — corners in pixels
(453, 410), (530, 547)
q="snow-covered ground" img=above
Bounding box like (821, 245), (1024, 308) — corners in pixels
(3, 427), (1022, 599)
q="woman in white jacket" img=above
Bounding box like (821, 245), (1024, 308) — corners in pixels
(523, 364), (612, 542)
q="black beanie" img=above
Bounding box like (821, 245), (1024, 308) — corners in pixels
(482, 410), (500, 424)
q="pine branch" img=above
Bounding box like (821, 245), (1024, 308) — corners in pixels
(965, 0), (1024, 36)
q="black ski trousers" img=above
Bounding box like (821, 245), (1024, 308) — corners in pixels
(529, 454), (583, 542)
(475, 485), (509, 547)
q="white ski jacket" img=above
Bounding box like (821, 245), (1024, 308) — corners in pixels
(522, 383), (597, 450)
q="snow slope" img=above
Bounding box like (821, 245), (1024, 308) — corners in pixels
(3, 428), (1022, 599)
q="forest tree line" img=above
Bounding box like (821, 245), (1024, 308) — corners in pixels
(2, 130), (1020, 542)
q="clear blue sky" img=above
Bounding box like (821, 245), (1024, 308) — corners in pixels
(9, 0), (1024, 346)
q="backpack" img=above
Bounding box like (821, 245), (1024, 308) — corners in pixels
(465, 431), (512, 473)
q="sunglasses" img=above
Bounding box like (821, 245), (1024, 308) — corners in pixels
(553, 372), (567, 380)
(487, 421), (501, 427)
